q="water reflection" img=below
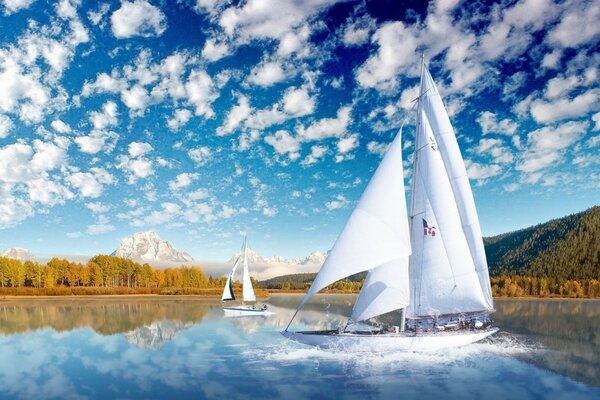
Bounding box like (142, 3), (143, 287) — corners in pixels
(0, 295), (598, 400)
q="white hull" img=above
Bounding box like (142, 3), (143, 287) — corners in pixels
(281, 327), (498, 352)
(223, 305), (274, 317)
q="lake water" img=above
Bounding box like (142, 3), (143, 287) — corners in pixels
(0, 294), (598, 399)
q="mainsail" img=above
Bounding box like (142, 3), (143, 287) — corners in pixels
(221, 257), (240, 302)
(419, 67), (494, 310)
(407, 60), (491, 318)
(241, 237), (256, 302)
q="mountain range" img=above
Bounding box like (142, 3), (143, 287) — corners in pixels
(227, 247), (327, 267)
(0, 248), (35, 261)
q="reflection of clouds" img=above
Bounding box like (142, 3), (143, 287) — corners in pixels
(123, 320), (193, 349)
(0, 297), (598, 399)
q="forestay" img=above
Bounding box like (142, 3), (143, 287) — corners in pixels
(419, 67), (494, 311)
(221, 257), (240, 302)
(291, 129), (412, 319)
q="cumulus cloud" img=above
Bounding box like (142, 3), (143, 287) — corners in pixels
(325, 194), (349, 210)
(264, 130), (300, 161)
(167, 109), (192, 131)
(90, 101), (118, 130)
(477, 111), (518, 135)
(201, 38), (229, 62)
(464, 160), (502, 181)
(297, 105), (352, 141)
(530, 89), (600, 124)
(110, 0), (167, 39)
(74, 130), (119, 154)
(217, 95), (251, 135)
(69, 167), (115, 198)
(547, 1), (600, 48)
(247, 61), (287, 87)
(517, 121), (589, 173)
(2, 0), (35, 15)
(50, 119), (71, 134)
(0, 114), (13, 138)
(188, 146), (212, 165)
(168, 173), (198, 191)
(342, 14), (375, 47)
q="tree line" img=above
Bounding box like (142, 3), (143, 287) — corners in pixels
(0, 254), (228, 290)
(491, 275), (600, 298)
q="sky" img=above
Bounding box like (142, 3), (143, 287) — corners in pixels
(0, 0), (598, 262)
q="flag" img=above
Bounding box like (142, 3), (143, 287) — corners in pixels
(422, 218), (436, 236)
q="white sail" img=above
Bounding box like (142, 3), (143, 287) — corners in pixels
(349, 256), (410, 323)
(419, 67), (494, 310)
(221, 257), (240, 302)
(241, 237), (256, 303)
(406, 105), (488, 317)
(292, 129), (412, 315)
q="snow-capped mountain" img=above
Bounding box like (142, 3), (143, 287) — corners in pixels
(112, 231), (193, 263)
(228, 248), (326, 266)
(1, 247), (35, 261)
(124, 320), (193, 349)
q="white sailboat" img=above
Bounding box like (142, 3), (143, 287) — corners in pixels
(281, 58), (498, 351)
(222, 237), (274, 317)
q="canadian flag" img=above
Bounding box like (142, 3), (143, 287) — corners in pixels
(422, 219), (436, 236)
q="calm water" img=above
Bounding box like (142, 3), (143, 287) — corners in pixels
(0, 295), (598, 399)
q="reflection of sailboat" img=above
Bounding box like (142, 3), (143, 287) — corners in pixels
(221, 237), (274, 317)
(282, 58), (498, 351)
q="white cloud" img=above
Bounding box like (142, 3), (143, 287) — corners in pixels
(544, 75), (581, 99)
(541, 49), (562, 69)
(50, 119), (71, 134)
(464, 160), (502, 180)
(85, 202), (110, 214)
(592, 112), (600, 131)
(169, 173), (198, 191)
(74, 130), (118, 154)
(356, 22), (417, 90)
(121, 84), (150, 113)
(185, 69), (218, 118)
(263, 206), (278, 217)
(81, 73), (126, 97)
(301, 145), (327, 166)
(297, 105), (352, 141)
(188, 146), (212, 165)
(517, 121), (589, 173)
(530, 89), (600, 124)
(547, 1), (600, 48)
(217, 95), (251, 135)
(264, 130), (300, 161)
(66, 231), (82, 238)
(68, 167), (115, 198)
(90, 101), (118, 130)
(167, 108), (192, 131)
(247, 61), (287, 87)
(110, 0), (166, 39)
(201, 38), (229, 62)
(128, 142), (153, 157)
(477, 111), (518, 135)
(2, 0), (35, 15)
(325, 194), (349, 210)
(367, 141), (389, 157)
(337, 134), (358, 154)
(117, 156), (154, 183)
(342, 15), (375, 47)
(282, 86), (315, 117)
(0, 114), (13, 138)
(86, 223), (115, 235)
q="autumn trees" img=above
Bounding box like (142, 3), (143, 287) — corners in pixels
(0, 255), (216, 290)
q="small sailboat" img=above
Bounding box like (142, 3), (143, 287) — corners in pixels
(222, 237), (273, 317)
(282, 58), (498, 351)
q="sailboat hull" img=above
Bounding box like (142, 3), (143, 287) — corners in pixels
(281, 327), (498, 352)
(223, 305), (274, 317)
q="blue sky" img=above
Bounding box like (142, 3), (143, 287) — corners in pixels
(0, 0), (598, 261)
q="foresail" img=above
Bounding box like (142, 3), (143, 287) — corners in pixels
(221, 257), (240, 302)
(407, 108), (488, 318)
(349, 256), (410, 323)
(419, 66), (493, 310)
(241, 237), (256, 302)
(292, 129), (411, 316)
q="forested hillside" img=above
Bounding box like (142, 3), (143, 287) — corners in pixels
(485, 206), (599, 279)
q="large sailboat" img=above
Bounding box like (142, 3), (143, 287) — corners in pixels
(222, 237), (274, 317)
(281, 58), (498, 351)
